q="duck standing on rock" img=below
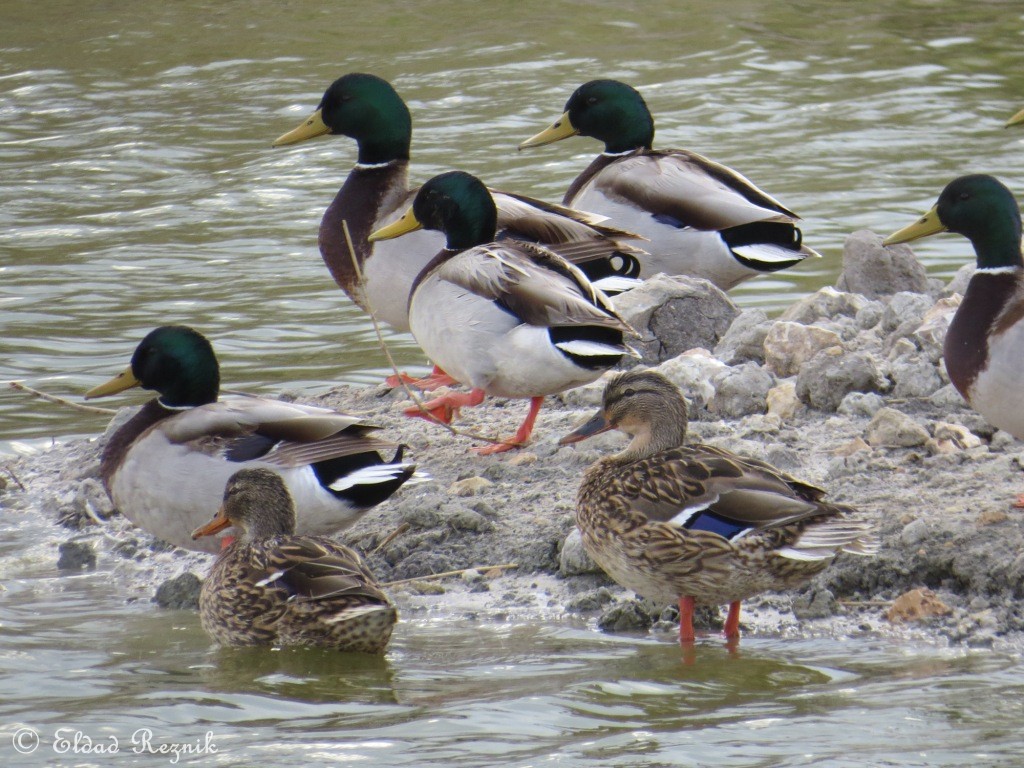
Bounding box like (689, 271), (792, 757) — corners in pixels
(885, 174), (1024, 447)
(85, 325), (418, 553)
(519, 79), (820, 290)
(273, 73), (644, 353)
(559, 370), (877, 646)
(192, 468), (396, 652)
(369, 171), (635, 455)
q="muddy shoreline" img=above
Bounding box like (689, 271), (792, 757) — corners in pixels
(5, 233), (1024, 652)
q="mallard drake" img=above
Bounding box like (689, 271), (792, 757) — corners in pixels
(368, 171), (635, 455)
(273, 73), (644, 338)
(85, 326), (418, 553)
(519, 79), (820, 290)
(192, 468), (396, 651)
(884, 174), (1024, 440)
(560, 370), (877, 646)
(1006, 108), (1024, 128)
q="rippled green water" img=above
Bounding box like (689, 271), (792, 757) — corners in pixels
(3, 557), (1024, 767)
(3, 0), (1023, 445)
(3, 1), (1024, 764)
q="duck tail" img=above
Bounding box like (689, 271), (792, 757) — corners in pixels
(778, 505), (878, 561)
(317, 445), (420, 508)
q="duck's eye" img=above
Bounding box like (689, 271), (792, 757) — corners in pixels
(958, 192), (970, 201)
(587, 96), (598, 105)
(622, 388), (637, 398)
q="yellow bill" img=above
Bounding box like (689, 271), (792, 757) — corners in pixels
(518, 111), (579, 150)
(1006, 107), (1024, 128)
(273, 108), (330, 147)
(368, 208), (423, 241)
(883, 204), (947, 245)
(84, 366), (141, 399)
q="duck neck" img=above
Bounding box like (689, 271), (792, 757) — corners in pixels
(945, 269), (1022, 396)
(98, 400), (172, 492)
(440, 205), (497, 251)
(354, 117), (410, 166)
(614, 418), (687, 462)
(319, 161), (410, 300)
(971, 235), (1023, 271)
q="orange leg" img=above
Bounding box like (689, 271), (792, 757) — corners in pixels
(474, 396), (545, 456)
(678, 595), (696, 645)
(1013, 494), (1024, 509)
(386, 365), (456, 391)
(724, 600), (742, 640)
(405, 387), (486, 425)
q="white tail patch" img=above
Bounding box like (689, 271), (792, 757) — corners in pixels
(323, 605), (393, 625)
(731, 243), (805, 265)
(329, 463), (419, 492)
(554, 339), (625, 357)
(775, 546), (835, 562)
(591, 276), (643, 294)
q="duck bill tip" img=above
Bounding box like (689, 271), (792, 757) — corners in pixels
(558, 411), (612, 446)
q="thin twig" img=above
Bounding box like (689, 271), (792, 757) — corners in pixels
(6, 381), (117, 416)
(382, 563), (519, 587)
(370, 522), (411, 554)
(4, 466), (26, 492)
(342, 220), (508, 448)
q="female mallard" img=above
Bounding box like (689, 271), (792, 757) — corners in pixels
(369, 171), (635, 455)
(193, 468), (396, 651)
(519, 79), (820, 290)
(273, 73), (644, 339)
(560, 370), (877, 645)
(85, 326), (418, 553)
(884, 174), (1024, 441)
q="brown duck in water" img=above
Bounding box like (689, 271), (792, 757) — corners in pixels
(192, 468), (396, 652)
(560, 370), (877, 646)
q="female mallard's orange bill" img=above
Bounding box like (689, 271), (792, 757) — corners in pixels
(559, 410), (612, 445)
(192, 506), (232, 540)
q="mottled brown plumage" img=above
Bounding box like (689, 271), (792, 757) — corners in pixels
(193, 469), (396, 653)
(561, 370), (877, 645)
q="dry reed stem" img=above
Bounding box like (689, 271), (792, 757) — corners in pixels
(6, 381), (117, 416)
(382, 563), (519, 587)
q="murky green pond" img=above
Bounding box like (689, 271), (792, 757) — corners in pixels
(3, 0), (1024, 765)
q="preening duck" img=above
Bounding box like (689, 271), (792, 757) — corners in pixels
(560, 370), (877, 646)
(519, 79), (819, 290)
(885, 174), (1024, 441)
(85, 326), (417, 553)
(369, 171), (635, 455)
(193, 468), (396, 652)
